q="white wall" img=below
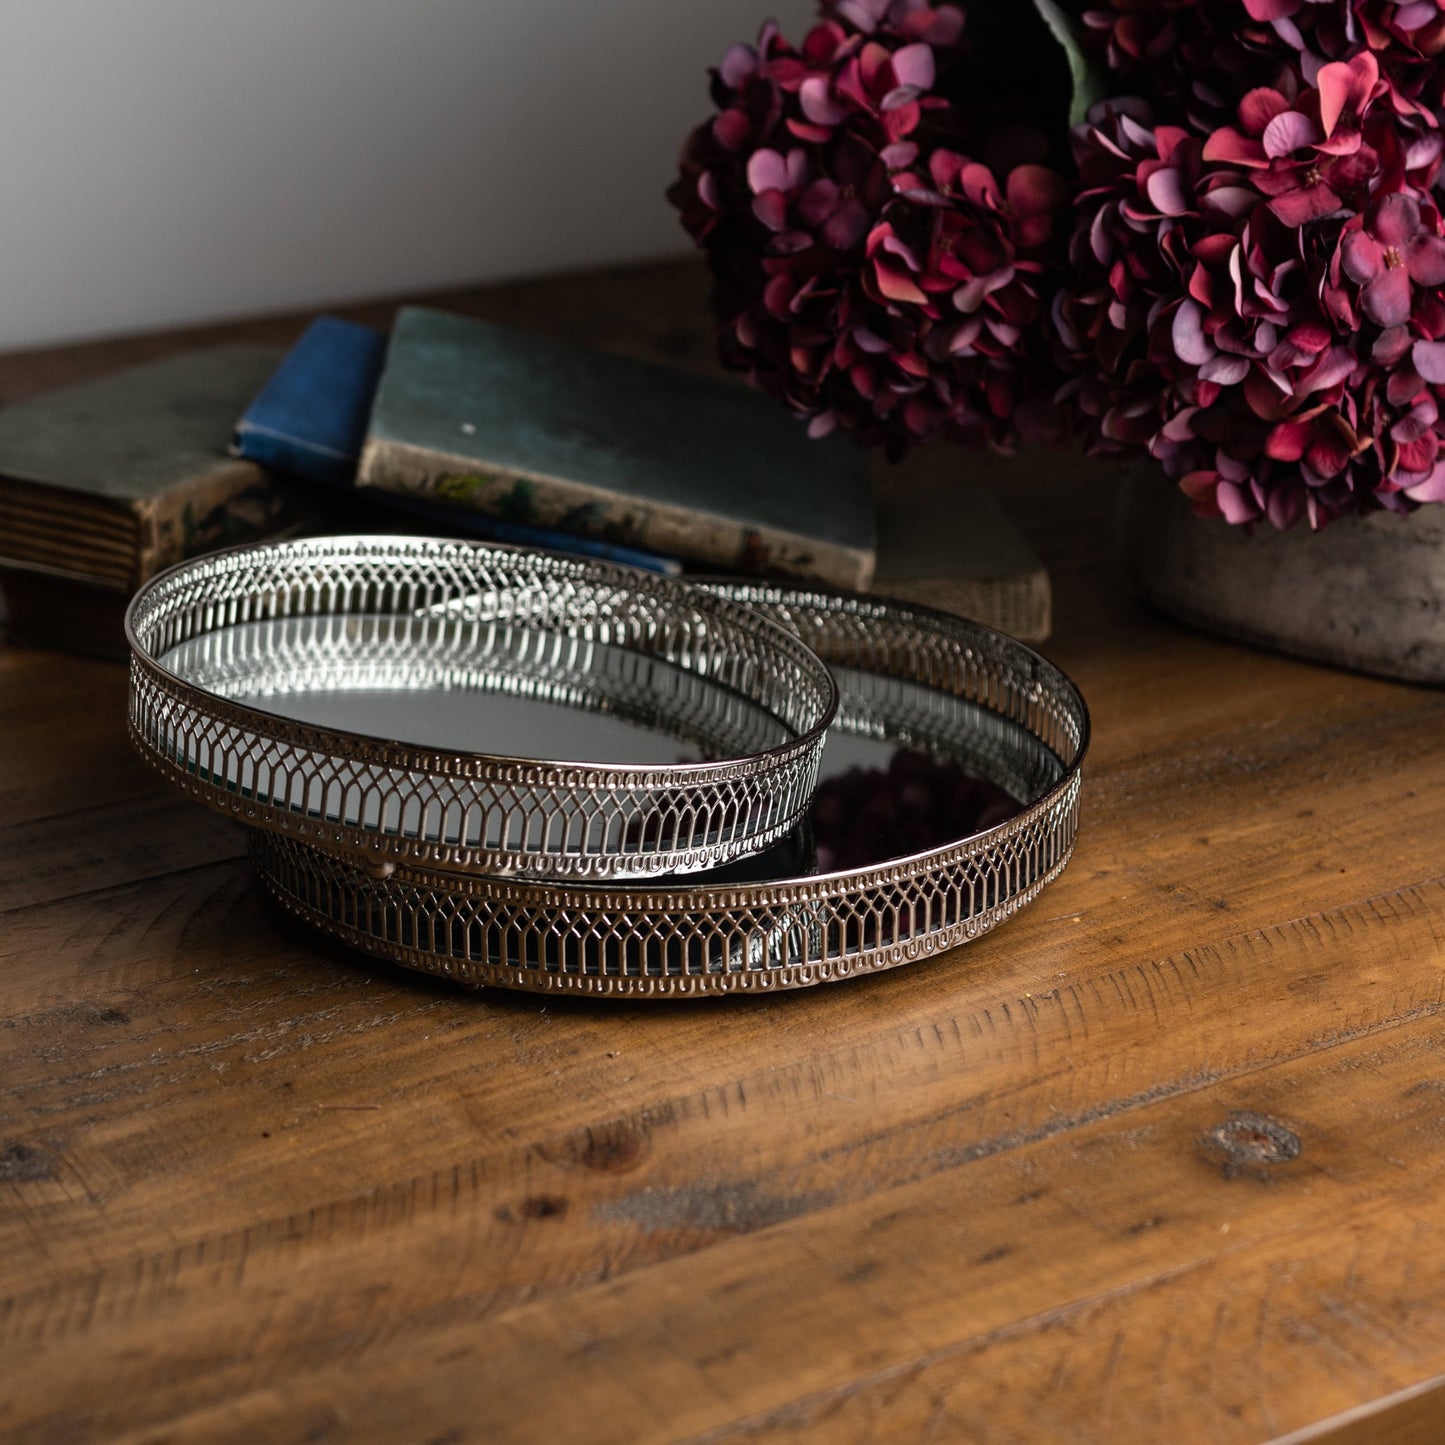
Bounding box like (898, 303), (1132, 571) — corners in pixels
(0, 0), (815, 352)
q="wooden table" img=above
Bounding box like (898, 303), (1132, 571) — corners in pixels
(3, 261), (1444, 1444)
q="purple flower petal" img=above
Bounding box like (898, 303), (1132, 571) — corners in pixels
(951, 276), (987, 314)
(767, 229), (813, 255)
(1118, 114), (1155, 151)
(833, 0), (883, 34)
(1375, 194), (1422, 248)
(986, 318), (1021, 347)
(880, 83), (924, 112)
(1145, 166), (1189, 216)
(1389, 367), (1426, 408)
(1405, 461), (1445, 502)
(752, 190), (789, 231)
(1324, 147), (1380, 193)
(1239, 87), (1291, 136)
(1171, 299), (1215, 366)
(1412, 340), (1445, 384)
(1340, 229), (1386, 284)
(1265, 419), (1311, 462)
(712, 109), (750, 151)
(1217, 480), (1257, 525)
(1317, 52), (1379, 139)
(1268, 183), (1341, 228)
(718, 43), (757, 90)
(799, 75), (849, 126)
(1263, 110), (1322, 159)
(1299, 347), (1359, 393)
(1374, 326), (1413, 366)
(889, 43), (935, 93)
(1199, 355), (1250, 385)
(945, 317), (982, 355)
(1406, 133), (1443, 172)
(1406, 233), (1445, 286)
(1362, 267), (1412, 327)
(747, 149), (791, 195)
(881, 230), (923, 269)
(1265, 486), (1306, 531)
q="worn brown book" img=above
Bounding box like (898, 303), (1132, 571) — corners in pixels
(0, 347), (307, 593)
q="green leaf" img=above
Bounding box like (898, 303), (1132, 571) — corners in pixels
(1029, 0), (1110, 128)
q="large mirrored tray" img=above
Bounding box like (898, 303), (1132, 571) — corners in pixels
(247, 586), (1090, 997)
(126, 537), (838, 880)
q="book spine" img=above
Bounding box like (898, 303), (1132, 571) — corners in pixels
(370, 490), (684, 576)
(357, 438), (874, 590)
(133, 460), (302, 585)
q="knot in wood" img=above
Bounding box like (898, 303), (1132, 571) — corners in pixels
(1200, 1110), (1302, 1180)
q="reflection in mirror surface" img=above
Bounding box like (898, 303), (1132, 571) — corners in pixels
(653, 665), (1066, 884)
(159, 612), (793, 766)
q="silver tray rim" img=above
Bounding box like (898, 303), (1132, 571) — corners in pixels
(247, 584), (1091, 998)
(125, 534), (839, 880)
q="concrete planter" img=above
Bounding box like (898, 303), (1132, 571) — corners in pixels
(1122, 472), (1445, 685)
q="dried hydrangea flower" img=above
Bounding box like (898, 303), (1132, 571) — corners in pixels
(669, 1), (1072, 452)
(1058, 53), (1445, 529)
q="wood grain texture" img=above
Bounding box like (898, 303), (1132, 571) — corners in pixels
(4, 259), (1445, 1443)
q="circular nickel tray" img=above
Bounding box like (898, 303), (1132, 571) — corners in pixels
(126, 536), (837, 880)
(247, 587), (1089, 997)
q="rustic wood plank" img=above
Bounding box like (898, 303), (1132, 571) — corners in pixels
(27, 1008), (1441, 1445)
(0, 796), (242, 912)
(2, 869), (1444, 1441)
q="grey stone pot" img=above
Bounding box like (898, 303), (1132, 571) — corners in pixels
(1121, 471), (1445, 685)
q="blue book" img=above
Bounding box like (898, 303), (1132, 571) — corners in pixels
(233, 318), (683, 576)
(233, 318), (385, 487)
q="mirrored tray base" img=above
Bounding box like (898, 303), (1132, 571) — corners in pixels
(247, 587), (1089, 998)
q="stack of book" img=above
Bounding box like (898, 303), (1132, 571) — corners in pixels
(0, 348), (315, 657)
(1, 305), (1050, 657)
(234, 307), (877, 586)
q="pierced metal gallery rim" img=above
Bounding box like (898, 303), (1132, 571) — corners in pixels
(245, 586), (1091, 998)
(124, 535), (838, 881)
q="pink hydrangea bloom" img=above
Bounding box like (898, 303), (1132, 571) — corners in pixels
(669, 1), (1071, 452)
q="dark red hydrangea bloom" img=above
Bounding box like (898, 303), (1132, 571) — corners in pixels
(1076, 1), (1445, 128)
(1057, 53), (1445, 528)
(668, 1), (1072, 452)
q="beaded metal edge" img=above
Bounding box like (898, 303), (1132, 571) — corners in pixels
(125, 536), (837, 881)
(246, 587), (1089, 998)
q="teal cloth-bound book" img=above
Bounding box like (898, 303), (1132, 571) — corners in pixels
(357, 308), (877, 589)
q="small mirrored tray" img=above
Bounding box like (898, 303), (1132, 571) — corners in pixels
(126, 537), (837, 880)
(248, 586), (1090, 997)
